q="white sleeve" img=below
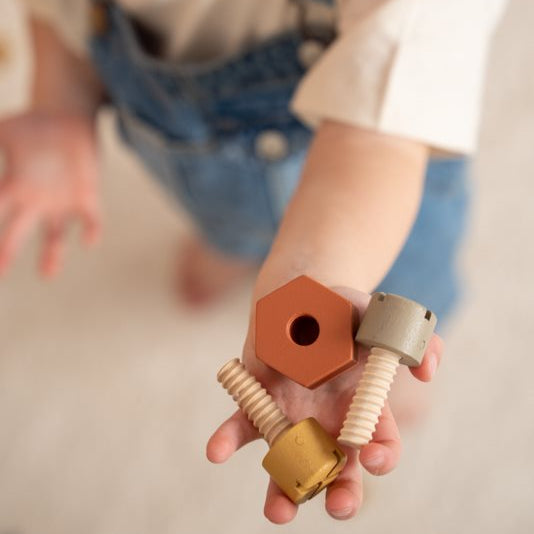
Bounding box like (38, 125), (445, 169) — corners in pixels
(0, 0), (32, 118)
(291, 0), (509, 154)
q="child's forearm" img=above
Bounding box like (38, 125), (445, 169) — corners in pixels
(30, 18), (103, 117)
(255, 121), (428, 299)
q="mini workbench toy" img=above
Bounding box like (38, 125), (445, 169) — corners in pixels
(216, 275), (437, 504)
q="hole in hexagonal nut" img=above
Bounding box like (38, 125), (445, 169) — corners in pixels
(289, 315), (320, 346)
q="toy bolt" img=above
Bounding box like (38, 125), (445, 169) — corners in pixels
(338, 293), (437, 449)
(218, 358), (347, 504)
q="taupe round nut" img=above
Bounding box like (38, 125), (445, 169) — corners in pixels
(355, 293), (437, 367)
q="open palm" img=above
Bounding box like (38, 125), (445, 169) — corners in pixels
(207, 286), (443, 523)
(0, 111), (101, 277)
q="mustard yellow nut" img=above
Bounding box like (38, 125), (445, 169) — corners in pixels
(262, 418), (346, 504)
(217, 360), (346, 504)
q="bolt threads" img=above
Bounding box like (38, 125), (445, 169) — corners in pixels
(217, 359), (292, 446)
(338, 348), (400, 448)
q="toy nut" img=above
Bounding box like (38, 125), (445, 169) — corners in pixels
(356, 293), (437, 367)
(262, 418), (347, 504)
(255, 275), (357, 389)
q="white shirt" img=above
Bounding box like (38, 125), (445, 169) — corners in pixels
(14, 0), (509, 153)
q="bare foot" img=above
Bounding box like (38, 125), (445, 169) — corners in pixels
(177, 237), (258, 306)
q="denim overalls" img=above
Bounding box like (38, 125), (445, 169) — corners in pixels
(90, 0), (470, 322)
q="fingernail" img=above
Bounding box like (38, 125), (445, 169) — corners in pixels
(330, 507), (354, 519)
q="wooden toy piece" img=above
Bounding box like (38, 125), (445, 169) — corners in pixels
(255, 275), (357, 389)
(218, 359), (347, 504)
(338, 293), (437, 449)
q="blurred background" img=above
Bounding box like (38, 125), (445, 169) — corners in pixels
(0, 1), (533, 533)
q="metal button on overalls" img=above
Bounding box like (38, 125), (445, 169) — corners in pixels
(255, 130), (290, 161)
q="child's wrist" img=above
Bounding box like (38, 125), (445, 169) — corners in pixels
(30, 18), (103, 119)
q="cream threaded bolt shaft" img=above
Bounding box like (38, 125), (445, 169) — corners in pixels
(217, 358), (292, 446)
(216, 358), (347, 504)
(339, 348), (400, 447)
(338, 293), (437, 449)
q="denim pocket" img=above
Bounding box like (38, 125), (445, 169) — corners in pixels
(118, 108), (307, 259)
(93, 4), (314, 259)
(264, 149), (307, 222)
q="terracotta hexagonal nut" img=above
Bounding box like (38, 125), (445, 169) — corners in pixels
(255, 275), (357, 388)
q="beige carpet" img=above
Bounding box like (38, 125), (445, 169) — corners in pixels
(0, 2), (533, 533)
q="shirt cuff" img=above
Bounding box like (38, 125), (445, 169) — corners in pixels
(291, 0), (507, 154)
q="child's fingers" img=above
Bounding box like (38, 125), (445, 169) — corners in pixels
(359, 401), (401, 476)
(264, 479), (298, 524)
(40, 218), (65, 278)
(0, 209), (36, 275)
(206, 409), (260, 464)
(79, 203), (102, 246)
(325, 447), (363, 520)
(410, 334), (444, 382)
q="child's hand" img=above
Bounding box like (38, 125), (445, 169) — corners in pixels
(207, 286), (443, 523)
(0, 111), (101, 277)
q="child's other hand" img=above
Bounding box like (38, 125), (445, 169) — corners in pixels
(207, 286), (443, 523)
(0, 111), (101, 277)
